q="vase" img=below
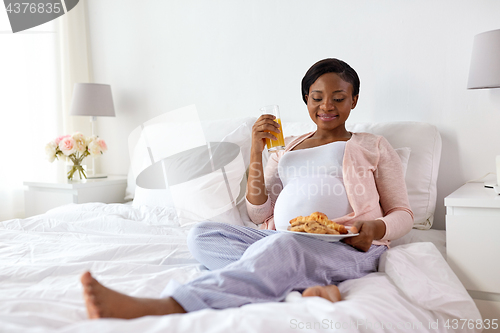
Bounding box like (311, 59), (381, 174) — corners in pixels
(67, 160), (87, 181)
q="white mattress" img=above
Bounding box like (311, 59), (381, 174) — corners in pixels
(0, 203), (481, 333)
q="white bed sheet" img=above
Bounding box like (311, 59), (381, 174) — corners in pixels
(0, 203), (481, 333)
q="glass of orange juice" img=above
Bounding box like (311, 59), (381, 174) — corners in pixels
(260, 105), (285, 152)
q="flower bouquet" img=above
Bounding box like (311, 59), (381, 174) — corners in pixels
(45, 133), (108, 180)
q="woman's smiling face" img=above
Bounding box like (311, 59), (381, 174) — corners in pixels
(305, 72), (358, 136)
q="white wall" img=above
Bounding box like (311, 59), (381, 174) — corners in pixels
(85, 0), (500, 230)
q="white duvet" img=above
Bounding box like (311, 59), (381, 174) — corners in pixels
(0, 203), (481, 333)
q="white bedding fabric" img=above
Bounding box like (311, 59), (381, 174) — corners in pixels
(0, 203), (481, 333)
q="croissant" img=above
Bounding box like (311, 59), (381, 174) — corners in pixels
(289, 212), (348, 235)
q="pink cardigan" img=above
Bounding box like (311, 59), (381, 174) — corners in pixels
(245, 131), (414, 246)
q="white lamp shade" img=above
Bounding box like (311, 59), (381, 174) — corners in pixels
(70, 83), (116, 117)
(467, 29), (500, 89)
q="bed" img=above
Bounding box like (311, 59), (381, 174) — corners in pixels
(0, 109), (483, 333)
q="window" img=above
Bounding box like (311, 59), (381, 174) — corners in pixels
(0, 10), (61, 220)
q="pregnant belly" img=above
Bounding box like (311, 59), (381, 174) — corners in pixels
(273, 177), (352, 231)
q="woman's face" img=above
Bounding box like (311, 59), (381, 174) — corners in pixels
(305, 72), (358, 134)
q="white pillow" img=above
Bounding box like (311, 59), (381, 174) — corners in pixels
(127, 116), (256, 201)
(346, 121), (441, 229)
(167, 142), (247, 226)
(128, 108), (256, 227)
(394, 147), (411, 178)
(126, 105), (205, 203)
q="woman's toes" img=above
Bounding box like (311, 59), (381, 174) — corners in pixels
(302, 286), (321, 297)
(302, 285), (341, 303)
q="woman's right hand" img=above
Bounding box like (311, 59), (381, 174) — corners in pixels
(247, 114), (280, 206)
(251, 114), (281, 154)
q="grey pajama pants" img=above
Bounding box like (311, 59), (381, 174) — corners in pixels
(160, 222), (386, 312)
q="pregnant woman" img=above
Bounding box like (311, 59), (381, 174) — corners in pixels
(80, 58), (413, 319)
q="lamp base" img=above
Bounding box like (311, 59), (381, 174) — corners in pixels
(87, 174), (108, 179)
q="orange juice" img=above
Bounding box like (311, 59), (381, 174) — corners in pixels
(261, 105), (285, 152)
(265, 118), (285, 151)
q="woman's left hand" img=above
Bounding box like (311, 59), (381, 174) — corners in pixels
(342, 220), (386, 252)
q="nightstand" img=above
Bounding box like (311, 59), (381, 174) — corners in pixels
(24, 175), (127, 217)
(445, 182), (500, 323)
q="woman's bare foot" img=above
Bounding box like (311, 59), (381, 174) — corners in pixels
(302, 285), (341, 303)
(80, 271), (186, 319)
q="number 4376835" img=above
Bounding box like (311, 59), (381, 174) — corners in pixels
(444, 319), (498, 330)
(6, 3), (62, 14)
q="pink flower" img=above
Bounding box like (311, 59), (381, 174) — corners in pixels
(96, 138), (108, 152)
(55, 135), (70, 145)
(59, 137), (76, 156)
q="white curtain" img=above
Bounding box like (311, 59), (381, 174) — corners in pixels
(0, 0), (92, 221)
(59, 0), (93, 135)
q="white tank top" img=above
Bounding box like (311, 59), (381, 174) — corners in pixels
(273, 141), (353, 231)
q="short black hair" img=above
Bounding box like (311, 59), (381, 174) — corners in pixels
(301, 58), (360, 104)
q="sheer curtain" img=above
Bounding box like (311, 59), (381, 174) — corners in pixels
(59, 0), (93, 136)
(0, 1), (92, 221)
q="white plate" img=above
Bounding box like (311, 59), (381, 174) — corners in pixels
(279, 226), (359, 242)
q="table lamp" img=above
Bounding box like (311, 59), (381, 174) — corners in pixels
(70, 83), (115, 178)
(467, 29), (500, 90)
(467, 29), (500, 190)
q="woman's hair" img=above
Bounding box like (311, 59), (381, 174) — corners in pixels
(301, 58), (360, 104)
